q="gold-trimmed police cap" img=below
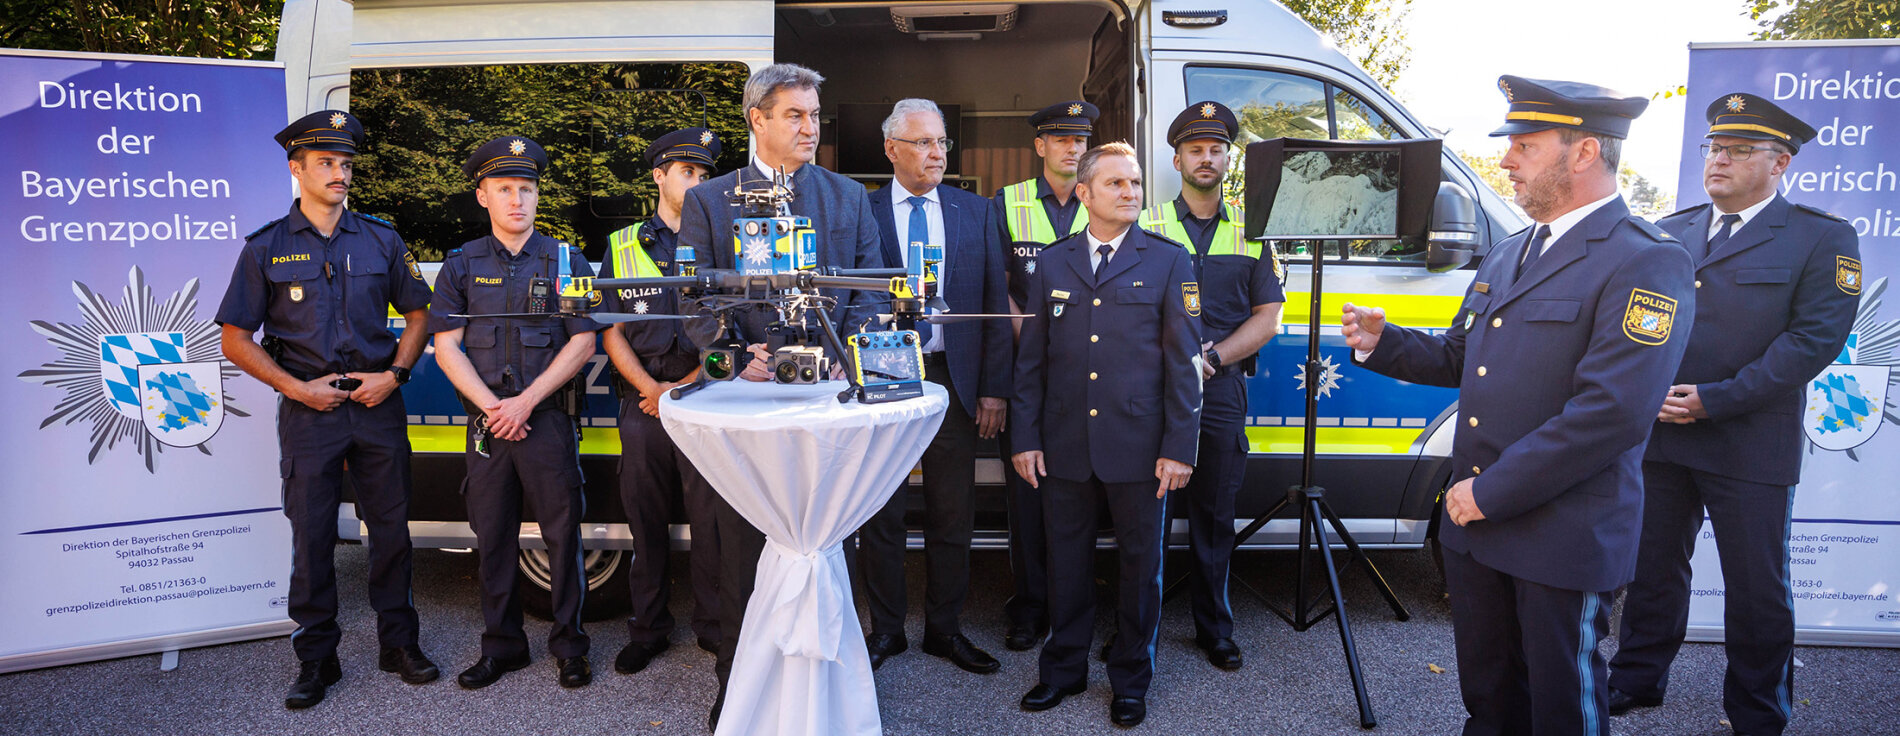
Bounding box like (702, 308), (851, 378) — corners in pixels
(1030, 100), (1099, 136)
(275, 109), (363, 158)
(1168, 100), (1239, 148)
(463, 136), (548, 182)
(1705, 92), (1816, 154)
(1490, 75), (1648, 140)
(646, 127), (722, 169)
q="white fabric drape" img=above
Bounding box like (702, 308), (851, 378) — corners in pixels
(661, 381), (947, 736)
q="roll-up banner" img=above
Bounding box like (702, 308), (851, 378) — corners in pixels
(0, 49), (293, 672)
(1680, 39), (1900, 647)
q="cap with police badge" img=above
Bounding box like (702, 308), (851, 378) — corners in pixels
(276, 109), (364, 158)
(1705, 92), (1816, 154)
(463, 136), (549, 182)
(1029, 100), (1099, 136)
(1489, 75), (1648, 139)
(1168, 100), (1239, 148)
(646, 127), (722, 169)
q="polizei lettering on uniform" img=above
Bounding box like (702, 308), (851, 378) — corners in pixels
(37, 81), (204, 112)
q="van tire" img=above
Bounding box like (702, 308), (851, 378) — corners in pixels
(517, 548), (631, 622)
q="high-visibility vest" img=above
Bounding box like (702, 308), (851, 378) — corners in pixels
(607, 222), (664, 278)
(1139, 200), (1255, 257)
(1000, 179), (1089, 243)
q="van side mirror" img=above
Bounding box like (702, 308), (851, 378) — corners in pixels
(1427, 181), (1479, 273)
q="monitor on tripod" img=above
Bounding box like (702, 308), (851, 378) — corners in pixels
(1243, 137), (1444, 242)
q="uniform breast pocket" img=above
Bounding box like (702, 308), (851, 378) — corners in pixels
(463, 324), (498, 349)
(265, 261), (323, 308)
(1734, 268), (1792, 286)
(1116, 287), (1160, 305)
(346, 250), (390, 305)
(1519, 299), (1581, 324)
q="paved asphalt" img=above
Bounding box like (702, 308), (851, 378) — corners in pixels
(1, 543), (1894, 735)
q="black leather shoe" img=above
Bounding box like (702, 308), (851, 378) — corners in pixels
(557, 656), (592, 688)
(1197, 637), (1243, 671)
(284, 656), (341, 709)
(1110, 696), (1147, 727)
(1606, 686), (1663, 715)
(922, 633), (1000, 674)
(1004, 622), (1046, 651)
(865, 632), (908, 671)
(1020, 682), (1085, 711)
(455, 654), (529, 690)
(378, 645), (440, 684)
(614, 639), (669, 675)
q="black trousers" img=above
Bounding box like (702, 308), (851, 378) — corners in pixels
(1001, 421), (1048, 633)
(464, 405), (589, 660)
(1610, 461), (1795, 736)
(1167, 370), (1247, 640)
(1443, 547), (1612, 736)
(280, 393), (420, 662)
(617, 398), (723, 646)
(858, 362), (978, 638)
(1040, 474), (1166, 698)
(712, 490), (768, 698)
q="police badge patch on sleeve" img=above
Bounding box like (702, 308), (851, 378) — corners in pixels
(1622, 288), (1677, 345)
(404, 251), (424, 281)
(1838, 255), (1862, 295)
(1183, 282), (1202, 317)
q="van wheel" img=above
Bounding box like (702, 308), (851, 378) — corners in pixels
(517, 548), (631, 622)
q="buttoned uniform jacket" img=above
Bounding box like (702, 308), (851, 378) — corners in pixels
(1646, 196), (1861, 486)
(679, 163), (888, 339)
(1012, 226), (1203, 484)
(868, 182), (1013, 415)
(1358, 198), (1695, 592)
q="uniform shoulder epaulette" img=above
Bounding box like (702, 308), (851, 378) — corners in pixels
(1662, 202), (1709, 220)
(355, 211), (397, 230)
(1629, 216), (1673, 242)
(1794, 203), (1849, 222)
(244, 217), (285, 241)
(446, 247), (464, 258)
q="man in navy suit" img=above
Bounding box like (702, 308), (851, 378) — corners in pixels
(1608, 93), (1859, 736)
(856, 98), (1012, 676)
(674, 62), (887, 730)
(1342, 76), (1694, 736)
(1013, 141), (1201, 728)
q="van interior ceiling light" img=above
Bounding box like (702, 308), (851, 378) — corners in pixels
(890, 4), (1018, 35)
(1162, 10), (1228, 27)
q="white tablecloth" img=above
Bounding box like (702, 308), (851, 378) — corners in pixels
(660, 380), (947, 736)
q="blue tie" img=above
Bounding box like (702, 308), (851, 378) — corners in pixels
(907, 196), (935, 347)
(1517, 225), (1551, 280)
(1703, 213), (1741, 261)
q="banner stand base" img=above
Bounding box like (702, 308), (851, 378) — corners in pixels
(160, 649), (179, 672)
(0, 619), (294, 674)
(1686, 624), (1900, 649)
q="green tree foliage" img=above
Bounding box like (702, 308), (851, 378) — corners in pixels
(348, 63), (750, 261)
(1750, 0), (1900, 39)
(0, 0), (282, 60)
(1281, 0), (1415, 88)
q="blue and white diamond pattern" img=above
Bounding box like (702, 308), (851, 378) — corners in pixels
(99, 332), (186, 420)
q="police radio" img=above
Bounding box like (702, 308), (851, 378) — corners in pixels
(848, 330), (925, 403)
(527, 277), (553, 314)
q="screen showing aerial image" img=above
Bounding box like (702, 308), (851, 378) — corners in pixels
(1261, 149), (1401, 239)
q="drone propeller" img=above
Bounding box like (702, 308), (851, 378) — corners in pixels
(874, 312), (1035, 325)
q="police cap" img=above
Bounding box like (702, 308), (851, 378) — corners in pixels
(1705, 92), (1815, 154)
(275, 109), (363, 158)
(1489, 75), (1648, 140)
(1168, 100), (1239, 148)
(463, 136), (548, 182)
(1030, 100), (1098, 136)
(646, 127), (722, 169)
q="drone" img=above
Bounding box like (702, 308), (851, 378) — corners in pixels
(454, 169), (1024, 404)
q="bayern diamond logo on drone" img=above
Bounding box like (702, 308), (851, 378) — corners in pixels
(742, 238), (773, 268)
(139, 361), (224, 447)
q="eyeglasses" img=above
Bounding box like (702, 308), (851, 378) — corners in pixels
(891, 136), (954, 152)
(1699, 142), (1782, 161)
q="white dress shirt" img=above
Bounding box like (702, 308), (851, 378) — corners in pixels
(1087, 225), (1132, 273)
(892, 184), (947, 353)
(1706, 193), (1774, 243)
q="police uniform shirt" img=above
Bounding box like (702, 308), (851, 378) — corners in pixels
(1158, 195), (1287, 346)
(424, 232), (602, 393)
(217, 201), (432, 379)
(603, 217), (699, 382)
(999, 176), (1085, 307)
(890, 186), (949, 353)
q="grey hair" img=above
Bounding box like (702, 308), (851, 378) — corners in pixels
(744, 63), (825, 117)
(1076, 141), (1138, 186)
(1557, 128), (1623, 174)
(881, 98), (943, 139)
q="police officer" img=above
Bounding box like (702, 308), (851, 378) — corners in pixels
(1013, 141), (1201, 729)
(992, 99), (1097, 652)
(1342, 77), (1694, 736)
(217, 109), (437, 708)
(601, 127), (723, 676)
(427, 136), (603, 690)
(1138, 101), (1285, 671)
(1608, 94), (1859, 736)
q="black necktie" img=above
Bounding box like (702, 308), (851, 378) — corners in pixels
(1518, 225), (1551, 279)
(1703, 213), (1741, 261)
(1094, 243), (1114, 281)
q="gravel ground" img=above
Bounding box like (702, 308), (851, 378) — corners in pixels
(1, 543), (1894, 735)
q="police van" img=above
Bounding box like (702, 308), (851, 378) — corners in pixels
(277, 0), (1522, 616)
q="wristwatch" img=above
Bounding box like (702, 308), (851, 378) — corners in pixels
(388, 365), (412, 385)
(1204, 347), (1223, 371)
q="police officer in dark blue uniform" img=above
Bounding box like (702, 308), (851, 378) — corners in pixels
(1608, 94), (1859, 736)
(1139, 101), (1285, 671)
(600, 127), (723, 676)
(1013, 142), (1201, 729)
(427, 136), (604, 690)
(1343, 77), (1694, 736)
(217, 109), (438, 708)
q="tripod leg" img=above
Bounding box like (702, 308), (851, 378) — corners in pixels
(1316, 501), (1413, 622)
(1293, 489), (1315, 631)
(1308, 498), (1378, 729)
